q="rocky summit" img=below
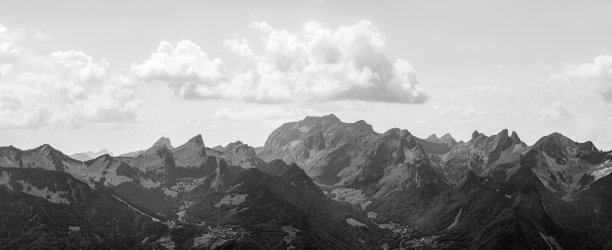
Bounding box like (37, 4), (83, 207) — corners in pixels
(1, 114), (611, 249)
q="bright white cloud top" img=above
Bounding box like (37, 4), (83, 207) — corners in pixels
(550, 55), (612, 102)
(0, 24), (142, 129)
(132, 21), (427, 103)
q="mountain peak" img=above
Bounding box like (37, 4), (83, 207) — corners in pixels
(441, 133), (455, 141)
(352, 119), (373, 132)
(471, 130), (485, 141)
(496, 128), (509, 137)
(36, 144), (64, 156)
(536, 132), (575, 148)
(427, 133), (438, 140)
(152, 136), (173, 149)
(302, 114), (341, 125)
(187, 134), (204, 146)
(510, 131), (522, 144)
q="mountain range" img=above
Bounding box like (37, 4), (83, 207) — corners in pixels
(1, 114), (611, 249)
(70, 150), (114, 161)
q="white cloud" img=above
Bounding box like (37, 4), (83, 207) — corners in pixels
(549, 55), (612, 102)
(131, 40), (226, 99)
(0, 24), (25, 78)
(536, 101), (570, 120)
(132, 21), (427, 104)
(0, 24), (24, 62)
(0, 24), (143, 129)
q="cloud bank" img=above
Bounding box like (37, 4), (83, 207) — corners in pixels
(0, 24), (143, 129)
(132, 21), (427, 103)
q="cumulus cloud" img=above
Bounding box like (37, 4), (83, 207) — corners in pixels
(549, 55), (612, 102)
(0, 24), (25, 78)
(132, 21), (427, 103)
(0, 24), (143, 129)
(131, 40), (226, 99)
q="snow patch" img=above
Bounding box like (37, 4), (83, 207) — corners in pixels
(346, 218), (367, 227)
(592, 165), (612, 181)
(215, 194), (248, 208)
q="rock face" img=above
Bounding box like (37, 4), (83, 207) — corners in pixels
(259, 114), (374, 174)
(440, 129), (527, 183)
(258, 115), (450, 231)
(416, 133), (457, 155)
(259, 116), (446, 191)
(521, 132), (612, 199)
(208, 141), (266, 169)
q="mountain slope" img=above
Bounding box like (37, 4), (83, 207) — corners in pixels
(0, 167), (167, 249)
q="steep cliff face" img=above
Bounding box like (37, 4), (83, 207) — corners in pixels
(440, 129), (527, 183)
(208, 140), (266, 169)
(259, 114), (374, 167)
(172, 134), (208, 168)
(521, 132), (612, 199)
(259, 115), (446, 189)
(416, 133), (457, 155)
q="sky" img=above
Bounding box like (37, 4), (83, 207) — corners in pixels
(1, 0), (612, 155)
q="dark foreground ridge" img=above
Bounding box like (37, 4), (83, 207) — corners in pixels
(1, 114), (611, 249)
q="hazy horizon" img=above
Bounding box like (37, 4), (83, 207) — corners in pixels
(2, 0), (612, 155)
